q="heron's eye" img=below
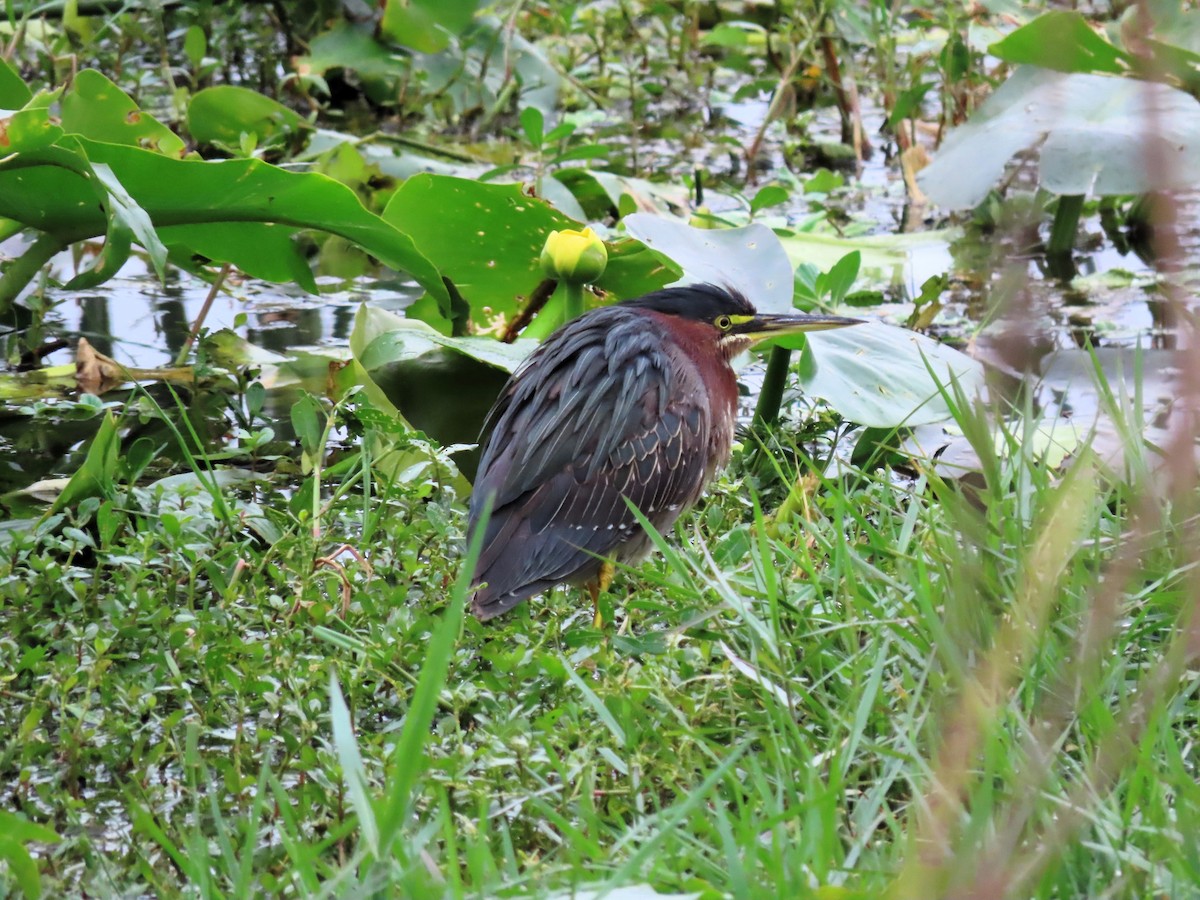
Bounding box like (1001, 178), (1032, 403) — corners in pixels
(715, 315), (733, 331)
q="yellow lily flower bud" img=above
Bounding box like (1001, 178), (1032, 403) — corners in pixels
(539, 227), (608, 285)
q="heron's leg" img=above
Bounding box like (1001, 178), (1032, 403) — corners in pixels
(589, 560), (615, 628)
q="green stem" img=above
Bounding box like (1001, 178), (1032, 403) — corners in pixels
(752, 346), (792, 428)
(563, 281), (584, 325)
(1047, 194), (1084, 258)
(521, 282), (567, 342)
(0, 233), (65, 317)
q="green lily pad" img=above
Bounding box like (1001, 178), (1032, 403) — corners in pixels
(799, 321), (986, 427)
(622, 215), (795, 312)
(919, 66), (1200, 208)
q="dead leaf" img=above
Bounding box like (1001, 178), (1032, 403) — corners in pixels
(75, 338), (127, 396)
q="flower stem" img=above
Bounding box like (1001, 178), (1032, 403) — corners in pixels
(563, 282), (584, 324)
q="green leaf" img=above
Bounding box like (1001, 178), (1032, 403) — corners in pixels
(328, 674), (381, 856)
(160, 222), (317, 293)
(886, 81), (935, 129)
(779, 227), (957, 289)
(380, 0), (479, 53)
(0, 57), (32, 108)
(797, 322), (986, 427)
(702, 23), (763, 48)
(383, 174), (577, 326)
(183, 25), (207, 70)
(0, 139), (447, 302)
(290, 395), (324, 459)
(0, 810), (60, 845)
(0, 108), (63, 153)
(85, 159), (169, 281)
(299, 21), (408, 104)
(818, 250), (861, 304)
(187, 86), (308, 155)
(0, 836), (42, 900)
(49, 411), (121, 515)
(749, 184), (790, 216)
(520, 106), (544, 148)
(989, 11), (1132, 75)
(59, 70), (185, 156)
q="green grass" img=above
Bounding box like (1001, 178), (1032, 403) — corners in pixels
(1, 389), (1197, 899)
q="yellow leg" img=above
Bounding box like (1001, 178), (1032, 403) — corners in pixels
(590, 561), (615, 628)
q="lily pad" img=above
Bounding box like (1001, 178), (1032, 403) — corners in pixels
(798, 321), (986, 427)
(384, 175), (577, 326)
(349, 304), (535, 478)
(919, 66), (1200, 208)
(622, 215), (794, 312)
(383, 175), (677, 330)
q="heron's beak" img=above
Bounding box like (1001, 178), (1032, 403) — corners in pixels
(734, 313), (864, 344)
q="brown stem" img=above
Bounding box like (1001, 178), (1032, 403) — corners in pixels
(819, 34), (872, 163)
(175, 262), (232, 366)
(501, 278), (557, 343)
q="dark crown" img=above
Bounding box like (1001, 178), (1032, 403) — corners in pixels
(620, 283), (756, 320)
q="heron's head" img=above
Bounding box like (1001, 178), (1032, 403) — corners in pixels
(622, 283), (862, 359)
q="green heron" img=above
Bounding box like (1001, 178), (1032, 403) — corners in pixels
(467, 283), (861, 620)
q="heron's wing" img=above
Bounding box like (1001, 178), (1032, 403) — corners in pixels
(468, 310), (713, 618)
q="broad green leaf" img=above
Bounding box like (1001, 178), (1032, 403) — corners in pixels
(0, 139), (447, 303)
(622, 215), (795, 312)
(298, 21), (408, 105)
(989, 11), (1132, 75)
(919, 67), (1200, 208)
(797, 321), (986, 427)
(384, 174), (575, 325)
(172, 219), (304, 280)
(161, 222), (317, 292)
(0, 58), (32, 108)
(59, 70), (185, 156)
(187, 86), (308, 155)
